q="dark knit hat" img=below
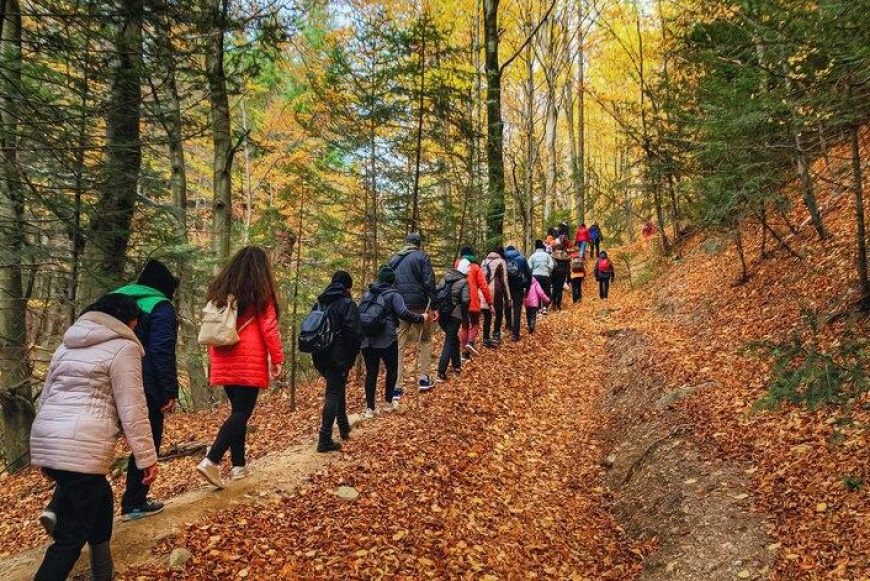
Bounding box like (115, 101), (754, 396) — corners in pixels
(332, 270), (354, 290)
(535, 239), (544, 249)
(406, 232), (422, 247)
(137, 259), (179, 300)
(377, 265), (396, 284)
(459, 246), (474, 257)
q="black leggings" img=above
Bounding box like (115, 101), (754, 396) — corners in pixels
(599, 278), (610, 299)
(572, 278), (584, 302)
(35, 470), (113, 581)
(551, 272), (567, 309)
(207, 386), (260, 467)
(438, 316), (462, 374)
(319, 368), (350, 443)
(363, 343), (399, 409)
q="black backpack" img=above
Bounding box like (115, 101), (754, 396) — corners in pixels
(506, 257), (526, 285)
(432, 279), (456, 317)
(359, 291), (389, 337)
(298, 302), (333, 353)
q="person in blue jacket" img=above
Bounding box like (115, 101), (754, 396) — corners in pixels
(113, 259), (180, 520)
(589, 223), (603, 258)
(503, 246), (532, 342)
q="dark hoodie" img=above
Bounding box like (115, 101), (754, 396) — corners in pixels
(312, 283), (362, 372)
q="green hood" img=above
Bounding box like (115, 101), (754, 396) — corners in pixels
(461, 253), (479, 264)
(112, 284), (170, 314)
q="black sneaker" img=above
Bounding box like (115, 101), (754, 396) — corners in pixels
(339, 427), (351, 440)
(39, 510), (57, 537)
(121, 499), (165, 522)
(436, 372), (448, 383)
(317, 441), (342, 453)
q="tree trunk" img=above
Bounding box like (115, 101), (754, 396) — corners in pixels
(850, 124), (870, 310)
(575, 0), (585, 224)
(0, 0), (33, 472)
(794, 131), (827, 240)
(207, 0), (233, 262)
(410, 12), (427, 233)
(241, 100), (253, 244)
(483, 0), (506, 245)
(83, 0), (144, 297)
(523, 21), (535, 253)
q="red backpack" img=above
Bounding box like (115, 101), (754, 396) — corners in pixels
(598, 257), (610, 274)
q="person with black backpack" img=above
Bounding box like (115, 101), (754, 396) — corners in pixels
(309, 271), (362, 453)
(359, 266), (429, 416)
(435, 262), (471, 383)
(504, 246), (532, 342)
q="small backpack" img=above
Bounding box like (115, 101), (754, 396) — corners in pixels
(506, 258), (525, 284)
(598, 258), (611, 276)
(432, 279), (457, 317)
(571, 255), (584, 273)
(198, 294), (254, 347)
(298, 302), (333, 353)
(358, 291), (389, 337)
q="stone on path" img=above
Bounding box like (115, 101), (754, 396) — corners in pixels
(335, 486), (359, 502)
(169, 548), (192, 569)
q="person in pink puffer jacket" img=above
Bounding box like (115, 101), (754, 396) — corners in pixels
(31, 294), (158, 581)
(523, 276), (550, 334)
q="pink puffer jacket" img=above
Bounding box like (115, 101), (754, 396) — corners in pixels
(30, 312), (157, 475)
(524, 277), (550, 309)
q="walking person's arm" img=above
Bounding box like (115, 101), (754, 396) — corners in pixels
(149, 303), (179, 413)
(111, 343), (159, 477)
(421, 253), (437, 307)
(257, 300), (285, 378)
(393, 293), (424, 325)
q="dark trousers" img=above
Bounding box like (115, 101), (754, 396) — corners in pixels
(319, 367), (350, 443)
(35, 469), (113, 581)
(488, 288), (505, 339)
(599, 278), (610, 299)
(438, 317), (462, 375)
(592, 239), (601, 257)
(526, 307), (539, 333)
(362, 342), (399, 409)
(572, 278), (584, 302)
(534, 275), (552, 299)
(509, 287), (524, 340)
(551, 272), (567, 309)
(121, 395), (163, 511)
(207, 386), (260, 467)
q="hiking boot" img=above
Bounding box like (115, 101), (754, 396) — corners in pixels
(196, 458), (225, 489)
(230, 465), (251, 481)
(483, 339), (495, 349)
(511, 334), (520, 342)
(452, 366), (462, 375)
(436, 372), (448, 383)
(492, 333), (502, 344)
(340, 427), (351, 440)
(317, 440), (342, 453)
(461, 351), (471, 361)
(39, 510), (56, 538)
(364, 407), (376, 420)
(419, 375), (434, 390)
(121, 499), (165, 521)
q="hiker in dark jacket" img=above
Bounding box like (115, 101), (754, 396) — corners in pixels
(550, 240), (571, 310)
(504, 246), (532, 342)
(593, 251), (615, 300)
(113, 259), (179, 521)
(360, 266), (427, 417)
(589, 223), (603, 258)
(436, 263), (471, 383)
(388, 232), (437, 390)
(313, 271), (363, 453)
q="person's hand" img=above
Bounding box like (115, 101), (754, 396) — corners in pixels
(271, 363), (284, 379)
(160, 398), (176, 414)
(142, 464), (159, 486)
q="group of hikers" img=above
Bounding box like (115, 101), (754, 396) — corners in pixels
(27, 223), (614, 580)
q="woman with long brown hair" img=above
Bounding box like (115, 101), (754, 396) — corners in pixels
(197, 246), (284, 488)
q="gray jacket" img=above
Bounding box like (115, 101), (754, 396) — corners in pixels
(30, 312), (158, 475)
(440, 269), (471, 320)
(360, 282), (425, 349)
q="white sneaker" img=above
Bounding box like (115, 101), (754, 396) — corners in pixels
(391, 398), (401, 411)
(364, 408), (376, 420)
(230, 465), (251, 481)
(197, 458), (225, 489)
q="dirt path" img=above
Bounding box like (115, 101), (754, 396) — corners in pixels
(0, 415), (365, 581)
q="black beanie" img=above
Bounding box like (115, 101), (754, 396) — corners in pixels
(377, 265), (396, 284)
(535, 239), (544, 249)
(332, 270), (353, 290)
(459, 246), (474, 257)
(137, 259), (179, 299)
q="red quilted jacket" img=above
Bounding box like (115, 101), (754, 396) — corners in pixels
(208, 301), (284, 389)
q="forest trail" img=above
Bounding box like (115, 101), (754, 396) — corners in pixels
(1, 293), (775, 580)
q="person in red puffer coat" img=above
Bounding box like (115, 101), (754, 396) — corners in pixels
(197, 247), (284, 489)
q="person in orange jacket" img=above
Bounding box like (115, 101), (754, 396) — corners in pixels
(456, 247), (492, 359)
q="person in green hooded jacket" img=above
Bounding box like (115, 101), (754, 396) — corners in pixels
(113, 259), (180, 520)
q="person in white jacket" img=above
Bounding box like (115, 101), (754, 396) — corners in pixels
(527, 240), (555, 312)
(31, 294), (159, 581)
